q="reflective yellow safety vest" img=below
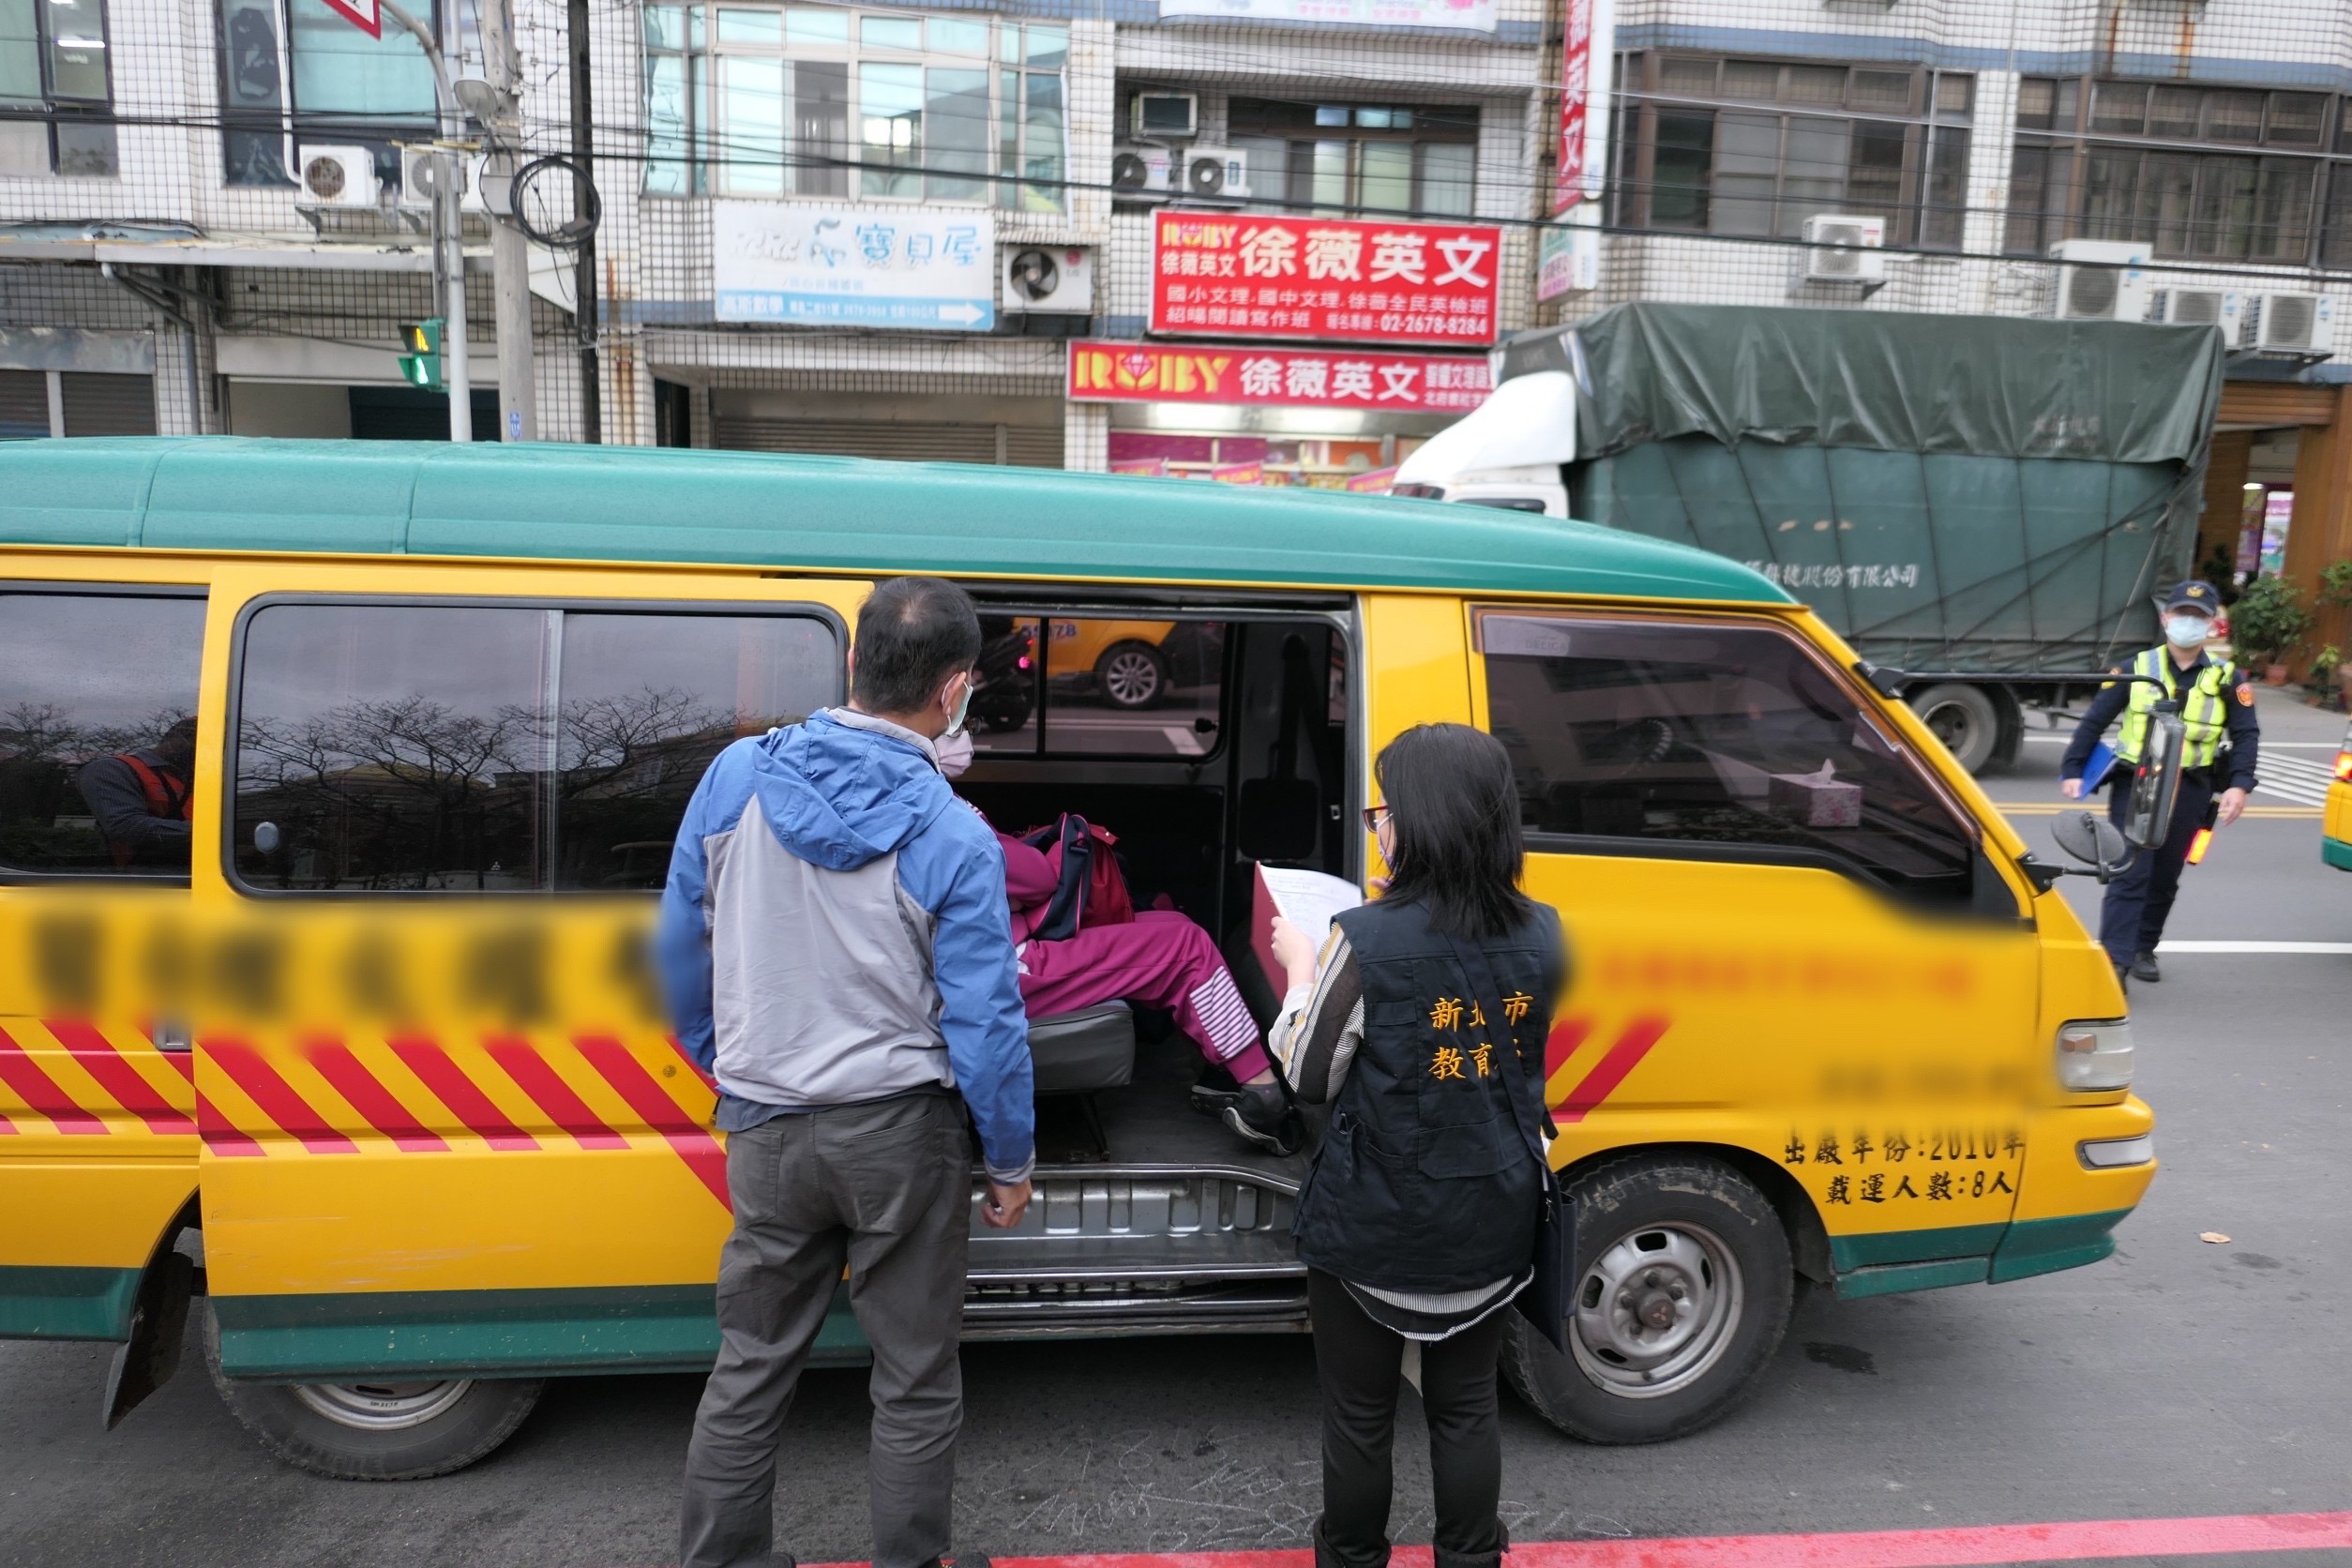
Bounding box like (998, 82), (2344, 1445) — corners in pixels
(2115, 646), (2236, 769)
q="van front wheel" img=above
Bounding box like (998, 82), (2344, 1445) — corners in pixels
(1501, 1154), (1793, 1444)
(204, 1308), (543, 1480)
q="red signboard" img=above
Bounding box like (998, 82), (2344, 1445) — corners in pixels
(1553, 0), (1591, 214)
(1068, 340), (1491, 413)
(1149, 212), (1500, 347)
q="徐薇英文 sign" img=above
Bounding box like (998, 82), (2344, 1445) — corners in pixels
(713, 203), (996, 331)
(1067, 340), (1491, 413)
(1148, 212), (1500, 347)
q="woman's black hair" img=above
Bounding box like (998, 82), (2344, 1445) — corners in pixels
(1375, 722), (1535, 942)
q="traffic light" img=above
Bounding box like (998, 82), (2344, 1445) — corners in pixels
(398, 318), (445, 391)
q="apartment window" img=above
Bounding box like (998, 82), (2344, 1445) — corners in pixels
(2008, 78), (2350, 263)
(1223, 98), (1477, 219)
(0, 0), (115, 177)
(1617, 54), (1973, 248)
(646, 5), (1066, 211)
(218, 0), (440, 189)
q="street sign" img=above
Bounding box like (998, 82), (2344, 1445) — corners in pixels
(712, 203), (996, 331)
(319, 0), (382, 38)
(1069, 339), (1491, 413)
(398, 318), (445, 390)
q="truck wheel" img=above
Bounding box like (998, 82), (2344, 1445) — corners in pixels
(1501, 1153), (1793, 1444)
(1095, 641), (1169, 710)
(1908, 683), (2000, 773)
(204, 1307), (543, 1480)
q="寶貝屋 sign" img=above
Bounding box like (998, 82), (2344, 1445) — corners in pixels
(713, 203), (997, 330)
(1068, 340), (1491, 413)
(1149, 212), (1501, 347)
(1156, 0), (1495, 32)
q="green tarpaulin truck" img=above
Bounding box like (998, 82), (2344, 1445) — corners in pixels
(1395, 304), (2224, 771)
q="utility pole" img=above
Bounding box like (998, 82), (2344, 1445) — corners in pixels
(381, 0), (471, 441)
(568, 0), (602, 444)
(477, 0), (535, 441)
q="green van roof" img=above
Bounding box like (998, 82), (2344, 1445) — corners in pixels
(0, 438), (1787, 604)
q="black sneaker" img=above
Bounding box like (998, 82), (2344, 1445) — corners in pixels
(2130, 951), (2161, 983)
(1222, 1081), (1302, 1155)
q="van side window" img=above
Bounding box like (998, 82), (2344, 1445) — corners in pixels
(0, 590), (206, 879)
(1478, 611), (1979, 905)
(233, 602), (837, 894)
(971, 615), (1226, 759)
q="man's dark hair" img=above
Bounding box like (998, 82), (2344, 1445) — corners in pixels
(1377, 722), (1535, 942)
(851, 577), (983, 717)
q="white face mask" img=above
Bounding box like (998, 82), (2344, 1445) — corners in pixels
(2164, 614), (2211, 649)
(935, 727), (974, 778)
(943, 671), (973, 737)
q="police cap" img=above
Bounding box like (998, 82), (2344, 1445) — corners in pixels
(2164, 580), (2221, 615)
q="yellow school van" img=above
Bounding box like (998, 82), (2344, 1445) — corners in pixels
(0, 438), (2154, 1478)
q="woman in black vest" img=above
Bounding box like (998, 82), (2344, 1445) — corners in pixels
(1269, 722), (1564, 1568)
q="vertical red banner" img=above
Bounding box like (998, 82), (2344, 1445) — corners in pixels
(1552, 0), (1592, 215)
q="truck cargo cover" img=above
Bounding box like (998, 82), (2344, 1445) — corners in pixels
(1560, 304), (2223, 466)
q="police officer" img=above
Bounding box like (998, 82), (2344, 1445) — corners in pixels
(2059, 580), (2259, 985)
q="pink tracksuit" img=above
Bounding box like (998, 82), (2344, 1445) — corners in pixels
(996, 828), (1272, 1084)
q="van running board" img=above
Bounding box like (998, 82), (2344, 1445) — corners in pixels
(962, 1164), (1304, 1334)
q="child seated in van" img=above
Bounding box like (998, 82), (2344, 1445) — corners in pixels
(939, 731), (1296, 1153)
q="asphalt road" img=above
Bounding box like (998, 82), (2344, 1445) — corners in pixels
(4, 695), (2346, 1568)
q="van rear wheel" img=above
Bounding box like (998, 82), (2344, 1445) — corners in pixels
(1501, 1153), (1792, 1444)
(204, 1306), (543, 1480)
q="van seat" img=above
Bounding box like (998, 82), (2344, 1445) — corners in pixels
(1027, 1003), (1136, 1094)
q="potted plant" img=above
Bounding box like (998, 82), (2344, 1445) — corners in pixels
(2321, 561), (2352, 705)
(2314, 643), (2344, 710)
(2226, 573), (2311, 684)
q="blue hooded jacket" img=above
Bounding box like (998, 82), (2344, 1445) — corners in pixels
(657, 708), (1035, 1184)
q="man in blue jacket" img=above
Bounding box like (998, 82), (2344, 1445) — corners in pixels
(660, 575), (1033, 1568)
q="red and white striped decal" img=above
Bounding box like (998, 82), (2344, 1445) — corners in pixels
(1542, 1013), (1670, 1123)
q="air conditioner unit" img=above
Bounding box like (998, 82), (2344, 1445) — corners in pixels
(1001, 245), (1094, 314)
(2049, 238), (2152, 322)
(1130, 91), (1199, 141)
(1800, 214), (1886, 283)
(1111, 143), (1175, 201)
(294, 144), (380, 209)
(1179, 145), (1249, 202)
(2247, 291), (2333, 354)
(398, 145), (488, 213)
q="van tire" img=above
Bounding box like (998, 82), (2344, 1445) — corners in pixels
(1907, 683), (2000, 773)
(1501, 1153), (1793, 1444)
(203, 1306), (544, 1480)
(1095, 641), (1169, 709)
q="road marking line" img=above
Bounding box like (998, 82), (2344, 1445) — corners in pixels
(856, 1510), (2352, 1568)
(2155, 941), (2352, 955)
(1995, 803), (2321, 818)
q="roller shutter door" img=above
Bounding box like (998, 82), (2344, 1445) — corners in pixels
(58, 372), (156, 435)
(0, 369), (47, 438)
(713, 416), (1063, 468)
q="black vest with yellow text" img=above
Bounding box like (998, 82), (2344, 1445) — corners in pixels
(1292, 897), (1563, 1294)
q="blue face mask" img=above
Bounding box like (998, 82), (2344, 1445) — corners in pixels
(2164, 614), (2210, 648)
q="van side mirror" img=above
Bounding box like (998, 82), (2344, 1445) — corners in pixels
(2121, 708), (2186, 849)
(2051, 811), (2131, 880)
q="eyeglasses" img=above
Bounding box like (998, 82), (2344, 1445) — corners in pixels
(1360, 805), (1392, 832)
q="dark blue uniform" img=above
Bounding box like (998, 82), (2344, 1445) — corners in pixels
(2060, 649), (2260, 971)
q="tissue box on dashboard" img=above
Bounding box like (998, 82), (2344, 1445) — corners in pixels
(1769, 770), (1861, 827)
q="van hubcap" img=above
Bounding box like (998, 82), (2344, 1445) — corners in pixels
(1570, 1222), (1742, 1399)
(292, 1380), (472, 1430)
